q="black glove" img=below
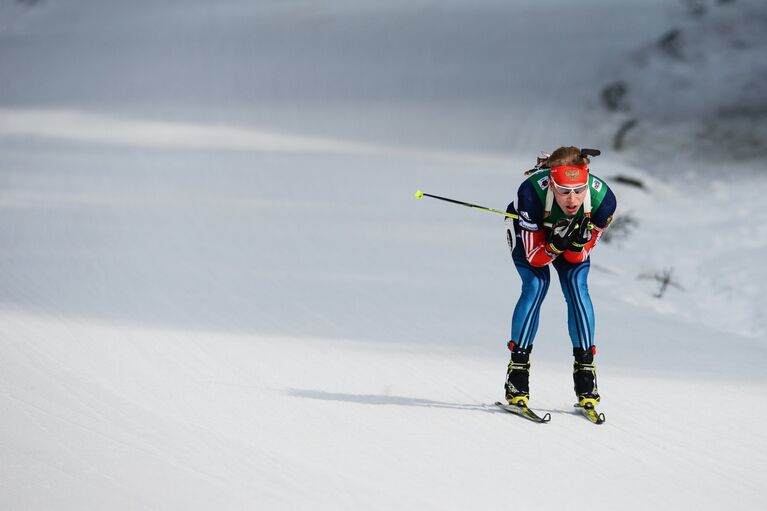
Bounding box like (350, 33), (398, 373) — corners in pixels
(569, 219), (593, 252)
(546, 218), (579, 255)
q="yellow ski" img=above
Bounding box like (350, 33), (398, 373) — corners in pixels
(494, 401), (551, 423)
(574, 402), (606, 424)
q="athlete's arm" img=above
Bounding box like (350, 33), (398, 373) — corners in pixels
(521, 228), (557, 267)
(516, 180), (556, 267)
(562, 188), (617, 263)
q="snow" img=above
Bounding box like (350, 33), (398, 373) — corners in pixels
(595, 0), (767, 161)
(1, 1), (766, 510)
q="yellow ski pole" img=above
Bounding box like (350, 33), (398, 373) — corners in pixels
(414, 190), (519, 219)
(414, 189), (594, 230)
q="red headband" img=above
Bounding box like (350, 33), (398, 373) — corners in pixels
(550, 164), (588, 187)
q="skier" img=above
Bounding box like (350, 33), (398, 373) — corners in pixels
(504, 146), (616, 411)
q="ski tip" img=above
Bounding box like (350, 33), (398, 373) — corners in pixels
(574, 402), (606, 424)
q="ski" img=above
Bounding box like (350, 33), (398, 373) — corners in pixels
(494, 401), (551, 423)
(574, 402), (606, 424)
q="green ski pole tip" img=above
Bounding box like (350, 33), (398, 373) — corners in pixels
(415, 190), (424, 199)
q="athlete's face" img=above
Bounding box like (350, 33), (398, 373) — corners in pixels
(552, 183), (588, 216)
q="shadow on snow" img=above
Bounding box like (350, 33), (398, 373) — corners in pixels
(285, 388), (504, 413)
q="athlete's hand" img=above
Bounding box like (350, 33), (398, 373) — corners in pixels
(568, 219), (593, 252)
(546, 218), (579, 255)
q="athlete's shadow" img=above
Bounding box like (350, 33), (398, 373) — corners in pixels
(286, 388), (500, 413)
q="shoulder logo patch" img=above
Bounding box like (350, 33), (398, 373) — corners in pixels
(537, 177), (550, 190)
(592, 178), (602, 192)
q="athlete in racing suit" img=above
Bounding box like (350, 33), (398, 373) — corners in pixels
(503, 146), (616, 408)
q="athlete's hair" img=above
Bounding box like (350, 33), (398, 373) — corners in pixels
(547, 146), (589, 167)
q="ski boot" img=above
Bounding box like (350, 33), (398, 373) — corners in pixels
(573, 347), (600, 407)
(505, 343), (532, 406)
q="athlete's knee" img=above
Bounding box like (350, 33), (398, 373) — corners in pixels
(520, 272), (549, 297)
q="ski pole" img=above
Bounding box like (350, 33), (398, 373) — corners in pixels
(414, 189), (594, 230)
(414, 190), (519, 219)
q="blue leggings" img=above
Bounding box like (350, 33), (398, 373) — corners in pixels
(510, 242), (595, 350)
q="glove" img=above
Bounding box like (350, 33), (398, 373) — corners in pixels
(569, 219), (593, 252)
(546, 218), (579, 255)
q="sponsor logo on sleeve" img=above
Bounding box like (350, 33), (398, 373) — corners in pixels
(520, 210), (532, 222)
(592, 178), (602, 192)
(519, 219), (538, 231)
(537, 177), (550, 190)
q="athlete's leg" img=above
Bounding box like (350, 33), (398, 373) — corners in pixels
(554, 256), (600, 402)
(553, 256), (595, 351)
(510, 244), (551, 350)
(506, 243), (551, 404)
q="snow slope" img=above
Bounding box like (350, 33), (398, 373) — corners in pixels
(595, 0), (767, 162)
(1, 1), (766, 510)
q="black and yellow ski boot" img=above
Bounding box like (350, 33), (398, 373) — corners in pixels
(504, 343), (532, 406)
(573, 347), (600, 408)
